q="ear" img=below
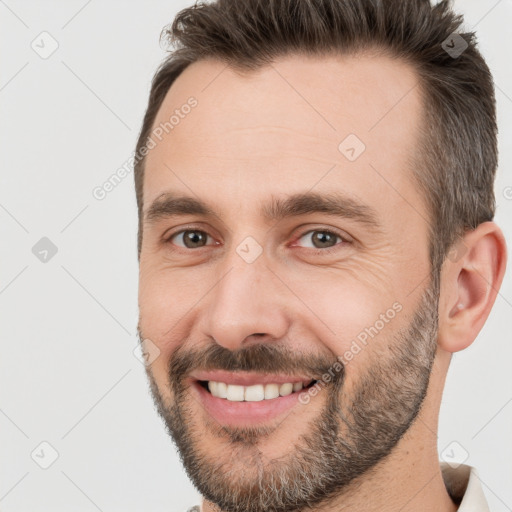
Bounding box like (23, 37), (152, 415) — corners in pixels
(437, 222), (507, 353)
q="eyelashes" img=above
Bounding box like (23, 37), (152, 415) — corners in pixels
(293, 229), (346, 251)
(167, 229), (215, 249)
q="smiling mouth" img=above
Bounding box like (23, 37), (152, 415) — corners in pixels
(198, 379), (318, 402)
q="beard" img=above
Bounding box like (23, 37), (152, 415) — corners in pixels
(142, 277), (439, 512)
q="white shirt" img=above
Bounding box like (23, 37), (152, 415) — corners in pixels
(442, 463), (489, 511)
(188, 463), (489, 511)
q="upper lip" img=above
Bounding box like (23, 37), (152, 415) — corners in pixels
(190, 370), (314, 387)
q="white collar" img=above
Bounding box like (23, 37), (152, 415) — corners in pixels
(441, 463), (489, 511)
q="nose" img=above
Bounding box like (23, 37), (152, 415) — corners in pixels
(198, 254), (290, 351)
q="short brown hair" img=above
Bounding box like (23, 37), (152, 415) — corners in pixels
(134, 0), (497, 270)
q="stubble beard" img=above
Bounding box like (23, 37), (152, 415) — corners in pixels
(143, 279), (439, 512)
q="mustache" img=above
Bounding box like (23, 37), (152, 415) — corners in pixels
(168, 342), (345, 386)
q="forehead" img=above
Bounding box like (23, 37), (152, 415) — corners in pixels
(143, 53), (425, 224)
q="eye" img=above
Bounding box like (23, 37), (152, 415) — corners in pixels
(168, 229), (215, 249)
(295, 229), (346, 250)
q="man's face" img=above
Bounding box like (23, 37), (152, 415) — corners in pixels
(138, 54), (437, 511)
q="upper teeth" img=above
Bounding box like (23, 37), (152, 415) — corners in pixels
(207, 381), (308, 401)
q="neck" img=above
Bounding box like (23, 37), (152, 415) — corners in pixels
(313, 417), (458, 512)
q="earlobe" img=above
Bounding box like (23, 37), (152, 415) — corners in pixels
(437, 222), (507, 354)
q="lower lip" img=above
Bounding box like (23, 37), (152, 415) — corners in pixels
(190, 381), (309, 426)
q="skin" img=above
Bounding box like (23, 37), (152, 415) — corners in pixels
(137, 53), (507, 511)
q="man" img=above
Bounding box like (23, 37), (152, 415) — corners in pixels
(134, 0), (507, 510)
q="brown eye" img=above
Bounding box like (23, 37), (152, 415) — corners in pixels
(296, 230), (343, 250)
(170, 230), (211, 249)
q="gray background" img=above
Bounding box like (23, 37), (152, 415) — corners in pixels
(1, 0), (511, 510)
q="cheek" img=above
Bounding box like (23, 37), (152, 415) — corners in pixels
(286, 268), (401, 362)
(138, 264), (208, 359)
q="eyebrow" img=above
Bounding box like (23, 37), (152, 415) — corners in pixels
(144, 191), (382, 231)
